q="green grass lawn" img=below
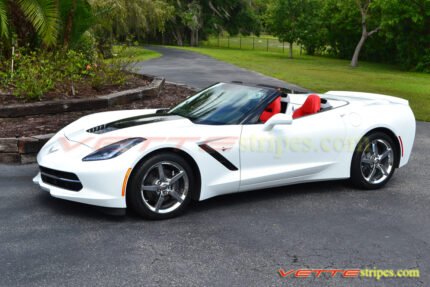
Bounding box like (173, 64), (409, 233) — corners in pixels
(176, 46), (430, 121)
(105, 46), (161, 63)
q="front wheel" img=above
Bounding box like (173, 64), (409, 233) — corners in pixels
(128, 153), (195, 219)
(351, 132), (397, 189)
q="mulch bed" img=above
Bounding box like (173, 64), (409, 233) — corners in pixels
(0, 74), (151, 105)
(0, 83), (195, 138)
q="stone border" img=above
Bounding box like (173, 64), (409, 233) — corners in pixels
(0, 134), (54, 164)
(0, 76), (165, 118)
(165, 80), (199, 93)
(0, 76), (165, 164)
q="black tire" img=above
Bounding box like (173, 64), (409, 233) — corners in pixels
(350, 132), (397, 189)
(127, 153), (195, 219)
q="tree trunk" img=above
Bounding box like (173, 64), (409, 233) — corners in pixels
(289, 42), (293, 58)
(8, 1), (36, 49)
(190, 29), (195, 46)
(173, 27), (183, 46)
(351, 0), (380, 67)
(63, 0), (77, 49)
(351, 33), (367, 67)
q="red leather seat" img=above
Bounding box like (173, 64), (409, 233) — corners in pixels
(293, 94), (321, 119)
(260, 96), (281, 123)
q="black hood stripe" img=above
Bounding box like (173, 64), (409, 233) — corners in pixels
(87, 113), (183, 134)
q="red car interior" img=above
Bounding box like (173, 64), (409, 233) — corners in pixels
(260, 96), (281, 123)
(293, 94), (321, 119)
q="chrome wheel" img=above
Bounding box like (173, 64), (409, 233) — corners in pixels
(360, 139), (394, 185)
(140, 161), (189, 214)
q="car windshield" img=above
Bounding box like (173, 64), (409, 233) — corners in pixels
(168, 83), (271, 125)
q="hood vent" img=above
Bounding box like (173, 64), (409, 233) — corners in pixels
(87, 124), (107, 134)
(86, 123), (118, 134)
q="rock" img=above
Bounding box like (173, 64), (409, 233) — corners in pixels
(0, 138), (18, 153)
(0, 153), (20, 163)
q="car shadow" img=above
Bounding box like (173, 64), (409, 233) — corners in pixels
(35, 192), (127, 222)
(35, 179), (354, 221)
(189, 180), (352, 213)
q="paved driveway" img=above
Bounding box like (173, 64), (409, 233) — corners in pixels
(0, 121), (429, 286)
(0, 47), (429, 286)
(137, 46), (308, 92)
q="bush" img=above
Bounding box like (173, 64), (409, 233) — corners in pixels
(0, 46), (135, 100)
(90, 55), (134, 90)
(415, 50), (430, 73)
(0, 60), (10, 88)
(12, 52), (57, 100)
(70, 31), (98, 63)
(8, 49), (91, 100)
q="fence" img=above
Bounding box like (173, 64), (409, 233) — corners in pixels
(202, 36), (300, 54)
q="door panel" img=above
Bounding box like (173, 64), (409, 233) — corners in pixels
(239, 111), (346, 191)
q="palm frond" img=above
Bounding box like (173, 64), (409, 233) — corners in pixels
(17, 0), (59, 45)
(0, 0), (8, 38)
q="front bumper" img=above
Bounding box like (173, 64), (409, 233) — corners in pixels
(33, 170), (127, 208)
(33, 136), (132, 209)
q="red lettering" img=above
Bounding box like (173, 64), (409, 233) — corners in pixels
(343, 269), (361, 278)
(278, 268), (295, 278)
(295, 270), (312, 278)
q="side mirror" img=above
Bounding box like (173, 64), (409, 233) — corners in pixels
(263, 113), (293, 131)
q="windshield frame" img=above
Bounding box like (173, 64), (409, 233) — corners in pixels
(168, 82), (281, 125)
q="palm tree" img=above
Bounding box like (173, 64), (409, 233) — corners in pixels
(0, 0), (59, 46)
(0, 0), (8, 39)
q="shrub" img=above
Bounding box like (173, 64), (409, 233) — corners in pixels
(71, 32), (98, 63)
(0, 48), (86, 99)
(0, 46), (138, 100)
(0, 45), (136, 100)
(9, 49), (91, 100)
(90, 56), (134, 90)
(415, 49), (430, 73)
(12, 51), (58, 100)
(0, 61), (9, 87)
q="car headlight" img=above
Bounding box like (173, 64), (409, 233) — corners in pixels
(82, 138), (145, 161)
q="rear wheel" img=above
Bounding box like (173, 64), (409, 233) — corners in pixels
(128, 153), (194, 219)
(351, 132), (396, 189)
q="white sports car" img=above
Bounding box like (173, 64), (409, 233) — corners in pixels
(33, 82), (415, 219)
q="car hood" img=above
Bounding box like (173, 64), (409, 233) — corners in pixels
(63, 109), (195, 149)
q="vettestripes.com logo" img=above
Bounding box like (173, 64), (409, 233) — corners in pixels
(278, 268), (420, 281)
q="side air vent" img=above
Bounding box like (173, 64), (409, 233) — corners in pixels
(198, 144), (239, 171)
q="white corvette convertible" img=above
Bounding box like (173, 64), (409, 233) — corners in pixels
(34, 82), (415, 219)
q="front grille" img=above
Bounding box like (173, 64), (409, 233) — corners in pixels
(39, 166), (83, 192)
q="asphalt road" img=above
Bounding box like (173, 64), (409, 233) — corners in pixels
(0, 47), (429, 286)
(0, 122), (429, 286)
(137, 46), (309, 92)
